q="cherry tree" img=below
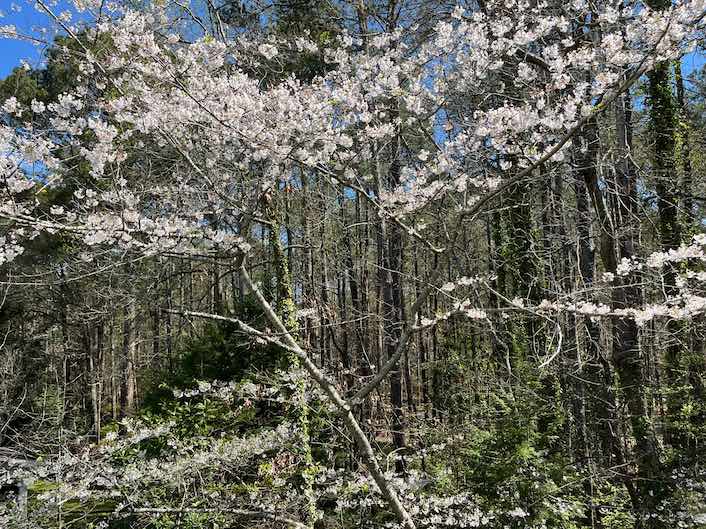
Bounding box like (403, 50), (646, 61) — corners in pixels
(1, 0), (706, 527)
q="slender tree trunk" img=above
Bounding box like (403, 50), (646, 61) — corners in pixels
(614, 90), (667, 529)
(95, 322), (103, 440)
(645, 28), (684, 448)
(377, 122), (406, 471)
(575, 117), (617, 464)
(674, 58), (693, 221)
(120, 299), (136, 418)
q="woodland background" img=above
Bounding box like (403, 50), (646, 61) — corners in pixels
(1, 0), (706, 528)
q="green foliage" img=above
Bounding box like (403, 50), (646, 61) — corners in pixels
(0, 33), (103, 116)
(272, 0), (341, 82)
(142, 296), (280, 411)
(152, 391), (258, 439)
(423, 418), (585, 528)
(177, 316), (277, 382)
(0, 66), (46, 112)
(594, 483), (637, 529)
(425, 322), (586, 528)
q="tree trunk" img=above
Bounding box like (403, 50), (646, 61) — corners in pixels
(120, 299), (137, 418)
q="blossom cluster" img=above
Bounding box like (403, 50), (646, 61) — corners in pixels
(0, 0), (704, 271)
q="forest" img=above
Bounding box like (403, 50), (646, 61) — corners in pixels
(1, 0), (706, 528)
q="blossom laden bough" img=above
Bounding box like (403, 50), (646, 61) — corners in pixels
(1, 0), (706, 526)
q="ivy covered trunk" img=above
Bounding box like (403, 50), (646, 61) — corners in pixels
(268, 197), (318, 525)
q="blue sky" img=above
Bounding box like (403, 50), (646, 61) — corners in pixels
(0, 0), (78, 77)
(682, 51), (706, 77)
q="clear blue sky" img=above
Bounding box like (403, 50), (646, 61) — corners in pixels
(0, 0), (78, 77)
